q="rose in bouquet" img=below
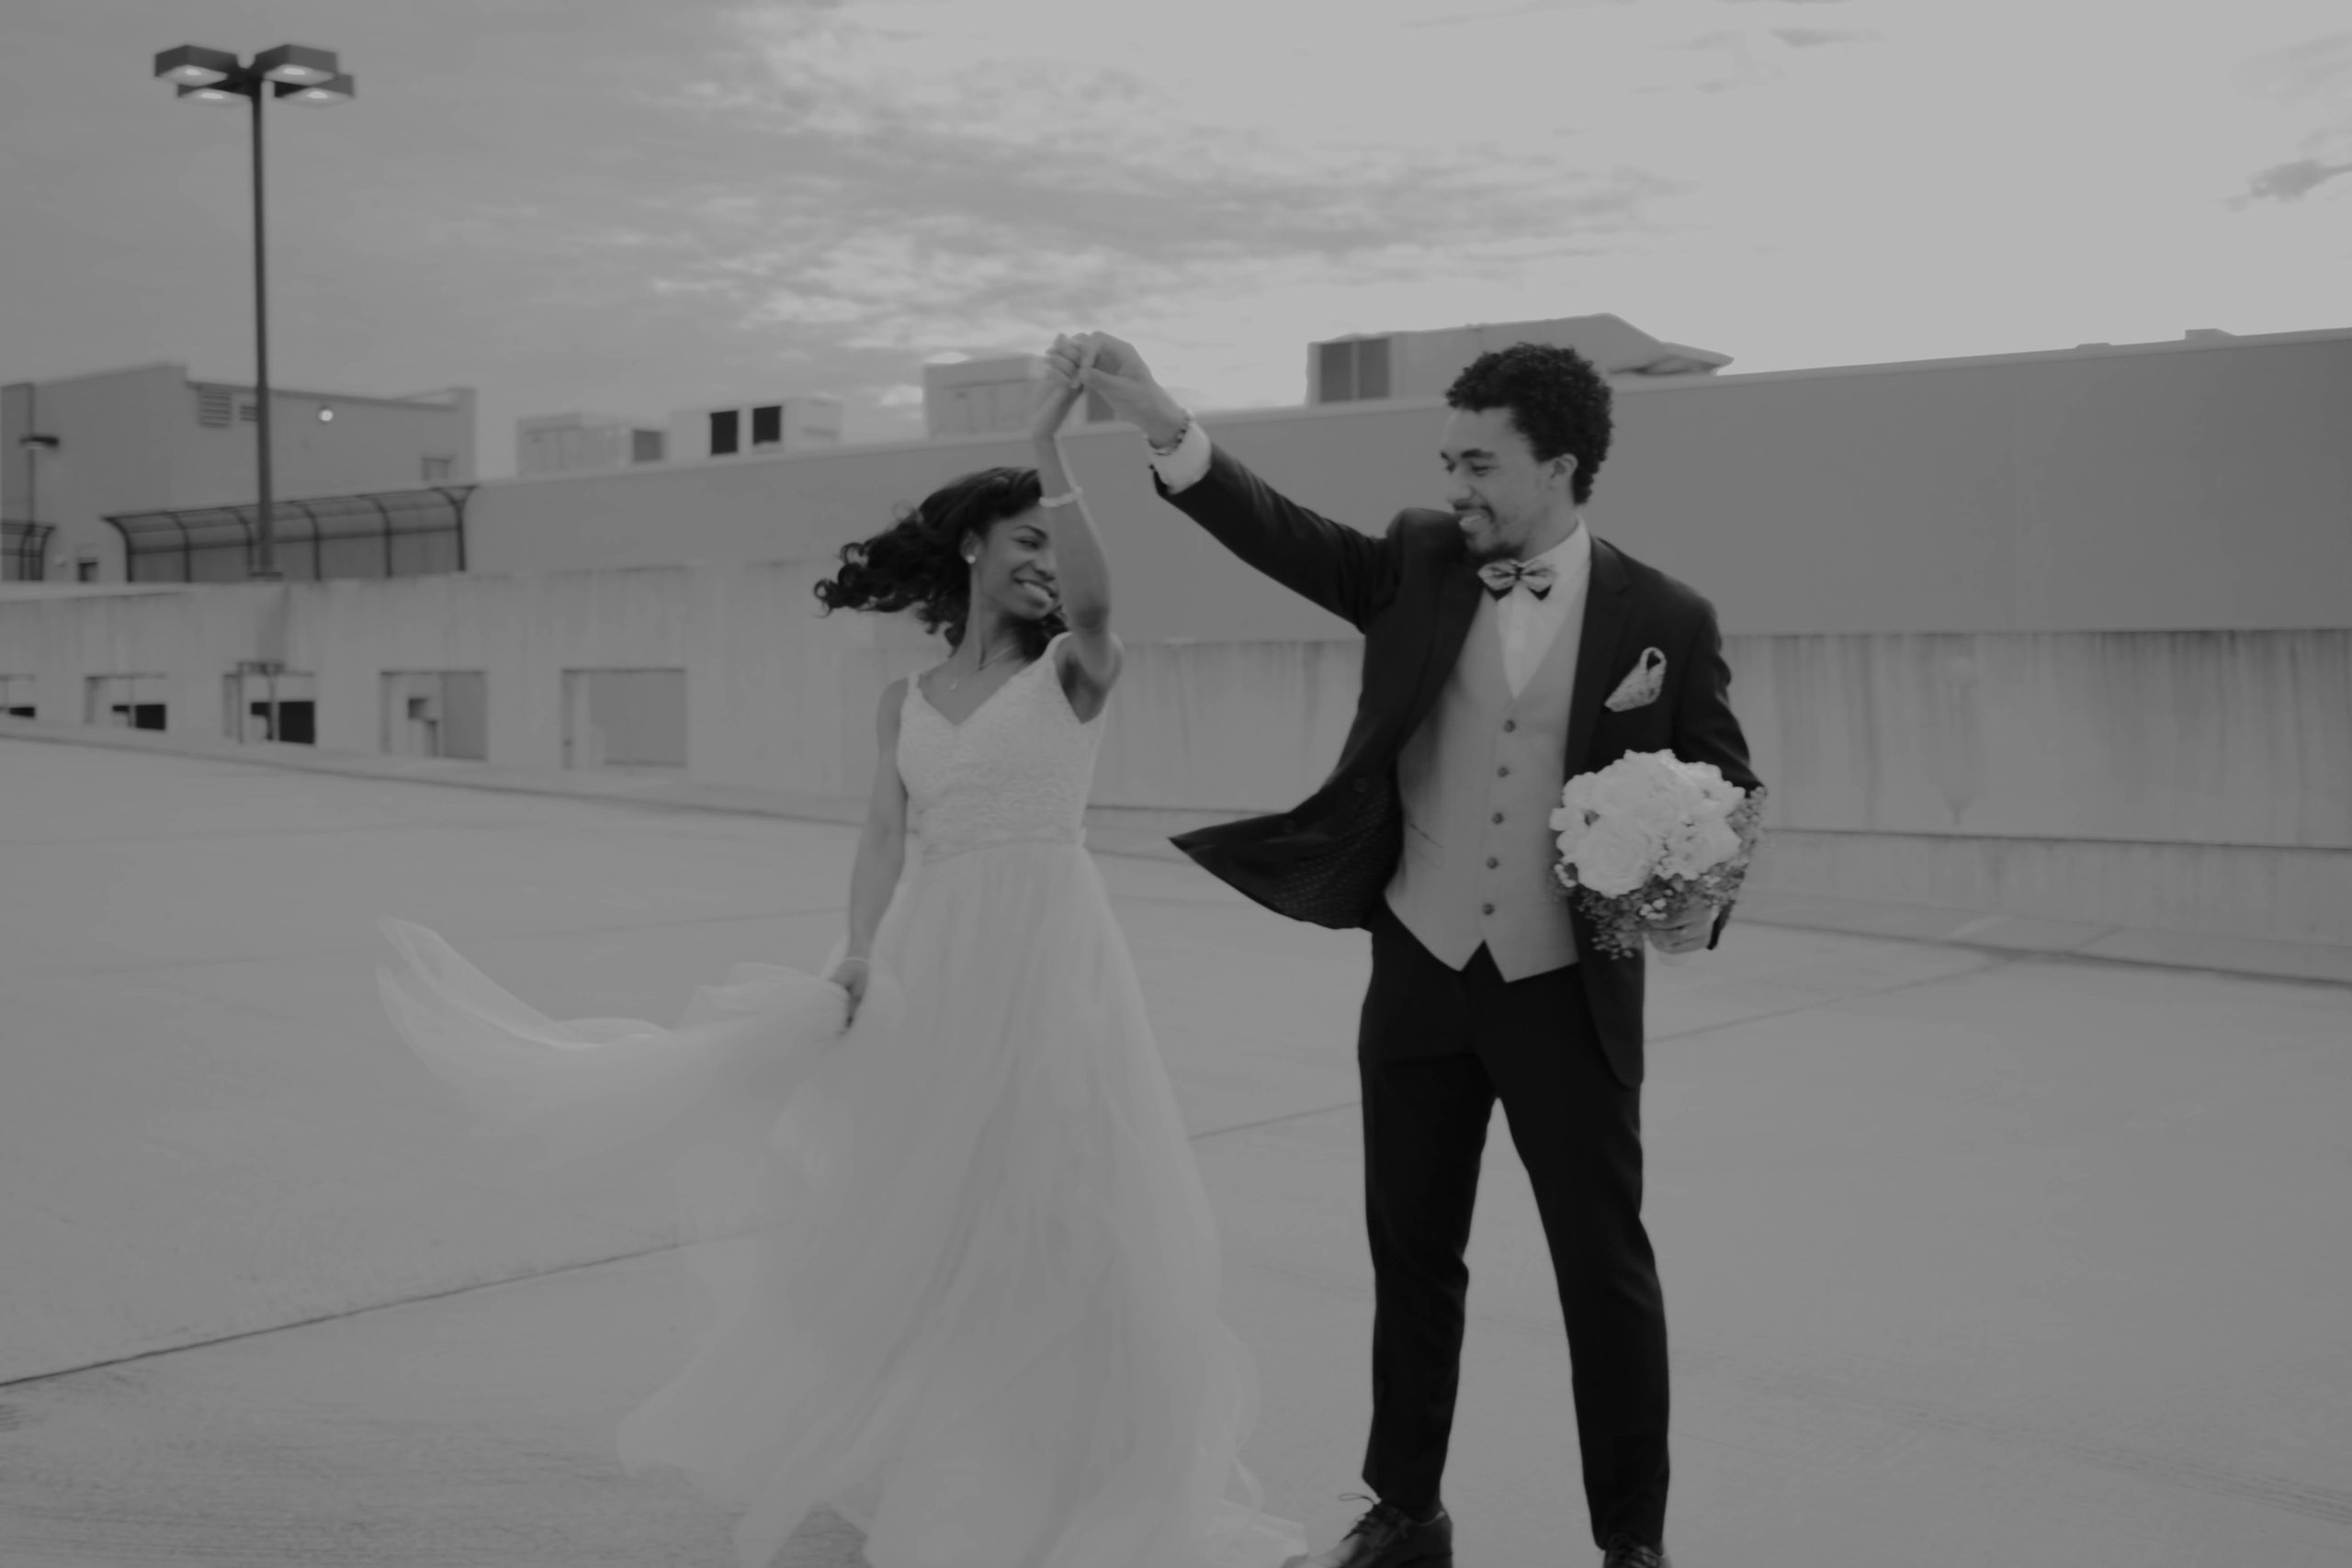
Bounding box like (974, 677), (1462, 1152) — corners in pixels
(1548, 751), (1766, 960)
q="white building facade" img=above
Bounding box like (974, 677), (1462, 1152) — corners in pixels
(515, 412), (667, 476)
(1, 363), (476, 582)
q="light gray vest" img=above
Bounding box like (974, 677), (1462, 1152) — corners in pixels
(1384, 584), (1584, 980)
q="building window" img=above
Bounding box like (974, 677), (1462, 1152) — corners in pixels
(86, 674), (168, 731)
(631, 428), (665, 464)
(750, 404), (783, 446)
(75, 558), (98, 582)
(421, 456), (455, 482)
(562, 668), (686, 770)
(708, 409), (740, 457)
(1, 673), (33, 718)
(243, 694), (315, 743)
(381, 671), (487, 761)
(1317, 337), (1391, 403)
(224, 668), (317, 745)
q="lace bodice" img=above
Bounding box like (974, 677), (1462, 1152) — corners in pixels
(897, 632), (1102, 861)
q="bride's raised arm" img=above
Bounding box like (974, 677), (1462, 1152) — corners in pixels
(1030, 335), (1123, 721)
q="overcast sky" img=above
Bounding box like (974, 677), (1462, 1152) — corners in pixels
(5, 0), (2346, 475)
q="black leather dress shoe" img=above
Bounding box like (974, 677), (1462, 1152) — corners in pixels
(1600, 1533), (1673, 1568)
(1283, 1498), (1453, 1568)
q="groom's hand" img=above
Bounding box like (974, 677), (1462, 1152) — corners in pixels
(1027, 333), (1088, 444)
(1068, 332), (1189, 448)
(1649, 904), (1718, 956)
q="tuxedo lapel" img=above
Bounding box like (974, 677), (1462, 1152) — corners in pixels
(1396, 560), (1486, 742)
(1562, 537), (1633, 774)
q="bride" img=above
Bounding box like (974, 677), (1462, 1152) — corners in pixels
(377, 339), (1306, 1568)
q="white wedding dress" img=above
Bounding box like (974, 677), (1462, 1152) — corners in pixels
(377, 632), (1306, 1568)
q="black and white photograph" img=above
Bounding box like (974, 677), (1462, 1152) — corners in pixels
(2, 3), (2348, 1565)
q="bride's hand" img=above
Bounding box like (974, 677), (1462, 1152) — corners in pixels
(828, 956), (870, 1024)
(1028, 333), (1088, 443)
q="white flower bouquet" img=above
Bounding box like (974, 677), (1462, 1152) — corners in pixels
(1548, 751), (1767, 960)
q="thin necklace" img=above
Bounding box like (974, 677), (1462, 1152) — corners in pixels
(943, 636), (1023, 693)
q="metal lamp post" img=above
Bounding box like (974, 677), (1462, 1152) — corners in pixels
(153, 43), (356, 583)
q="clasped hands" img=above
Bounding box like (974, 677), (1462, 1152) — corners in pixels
(1028, 331), (1189, 446)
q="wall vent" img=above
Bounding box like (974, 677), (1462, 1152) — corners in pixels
(1316, 336), (1391, 403)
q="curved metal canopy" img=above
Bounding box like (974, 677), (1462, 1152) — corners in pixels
(105, 486), (471, 582)
(2, 520), (53, 581)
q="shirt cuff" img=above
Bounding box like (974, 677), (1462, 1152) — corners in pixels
(1148, 416), (1213, 494)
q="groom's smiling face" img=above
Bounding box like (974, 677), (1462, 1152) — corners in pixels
(1439, 405), (1579, 564)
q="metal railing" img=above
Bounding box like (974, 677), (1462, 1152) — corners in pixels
(103, 486), (471, 583)
(2, 521), (52, 581)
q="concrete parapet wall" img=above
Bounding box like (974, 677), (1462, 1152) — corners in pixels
(1728, 629), (2351, 850)
(2, 571), (2345, 953)
(459, 330), (2352, 642)
(1752, 830), (2352, 947)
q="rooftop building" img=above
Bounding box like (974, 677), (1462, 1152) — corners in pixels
(2, 363), (474, 582)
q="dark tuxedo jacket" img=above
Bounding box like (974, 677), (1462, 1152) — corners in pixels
(1156, 446), (1762, 1088)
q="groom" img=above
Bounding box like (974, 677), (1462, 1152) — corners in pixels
(1061, 333), (1759, 1568)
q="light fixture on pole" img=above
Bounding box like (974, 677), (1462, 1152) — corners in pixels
(151, 42), (356, 583)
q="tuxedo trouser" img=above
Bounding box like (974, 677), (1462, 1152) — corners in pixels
(1356, 897), (1669, 1551)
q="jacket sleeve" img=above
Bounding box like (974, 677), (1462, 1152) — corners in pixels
(1668, 595), (1763, 951)
(1152, 445), (1400, 633)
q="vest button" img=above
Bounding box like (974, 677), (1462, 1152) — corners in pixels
(1503, 719), (1517, 732)
(1352, 777), (1369, 793)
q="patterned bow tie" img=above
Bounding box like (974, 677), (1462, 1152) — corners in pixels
(1476, 558), (1556, 601)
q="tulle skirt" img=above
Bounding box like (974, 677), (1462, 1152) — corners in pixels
(377, 838), (1305, 1568)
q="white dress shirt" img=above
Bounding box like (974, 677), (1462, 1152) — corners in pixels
(1152, 420), (1590, 697)
(1148, 417), (1216, 493)
(1492, 523), (1589, 697)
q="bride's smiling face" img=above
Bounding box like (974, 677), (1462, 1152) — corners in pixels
(966, 510), (1059, 623)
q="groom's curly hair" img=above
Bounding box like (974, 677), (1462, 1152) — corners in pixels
(1445, 344), (1614, 506)
(812, 466), (1067, 655)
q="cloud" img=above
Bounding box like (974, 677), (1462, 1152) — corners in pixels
(2233, 29), (2352, 103)
(1662, 27), (1789, 94)
(1771, 27), (1880, 49)
(1402, 0), (1637, 25)
(2228, 30), (2352, 208)
(2237, 157), (2352, 202)
(638, 1), (1687, 367)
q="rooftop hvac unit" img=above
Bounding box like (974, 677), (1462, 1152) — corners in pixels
(669, 397), (845, 460)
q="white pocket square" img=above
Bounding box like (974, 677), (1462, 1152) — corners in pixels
(1604, 647), (1668, 711)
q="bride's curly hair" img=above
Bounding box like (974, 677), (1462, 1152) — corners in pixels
(812, 466), (1068, 655)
